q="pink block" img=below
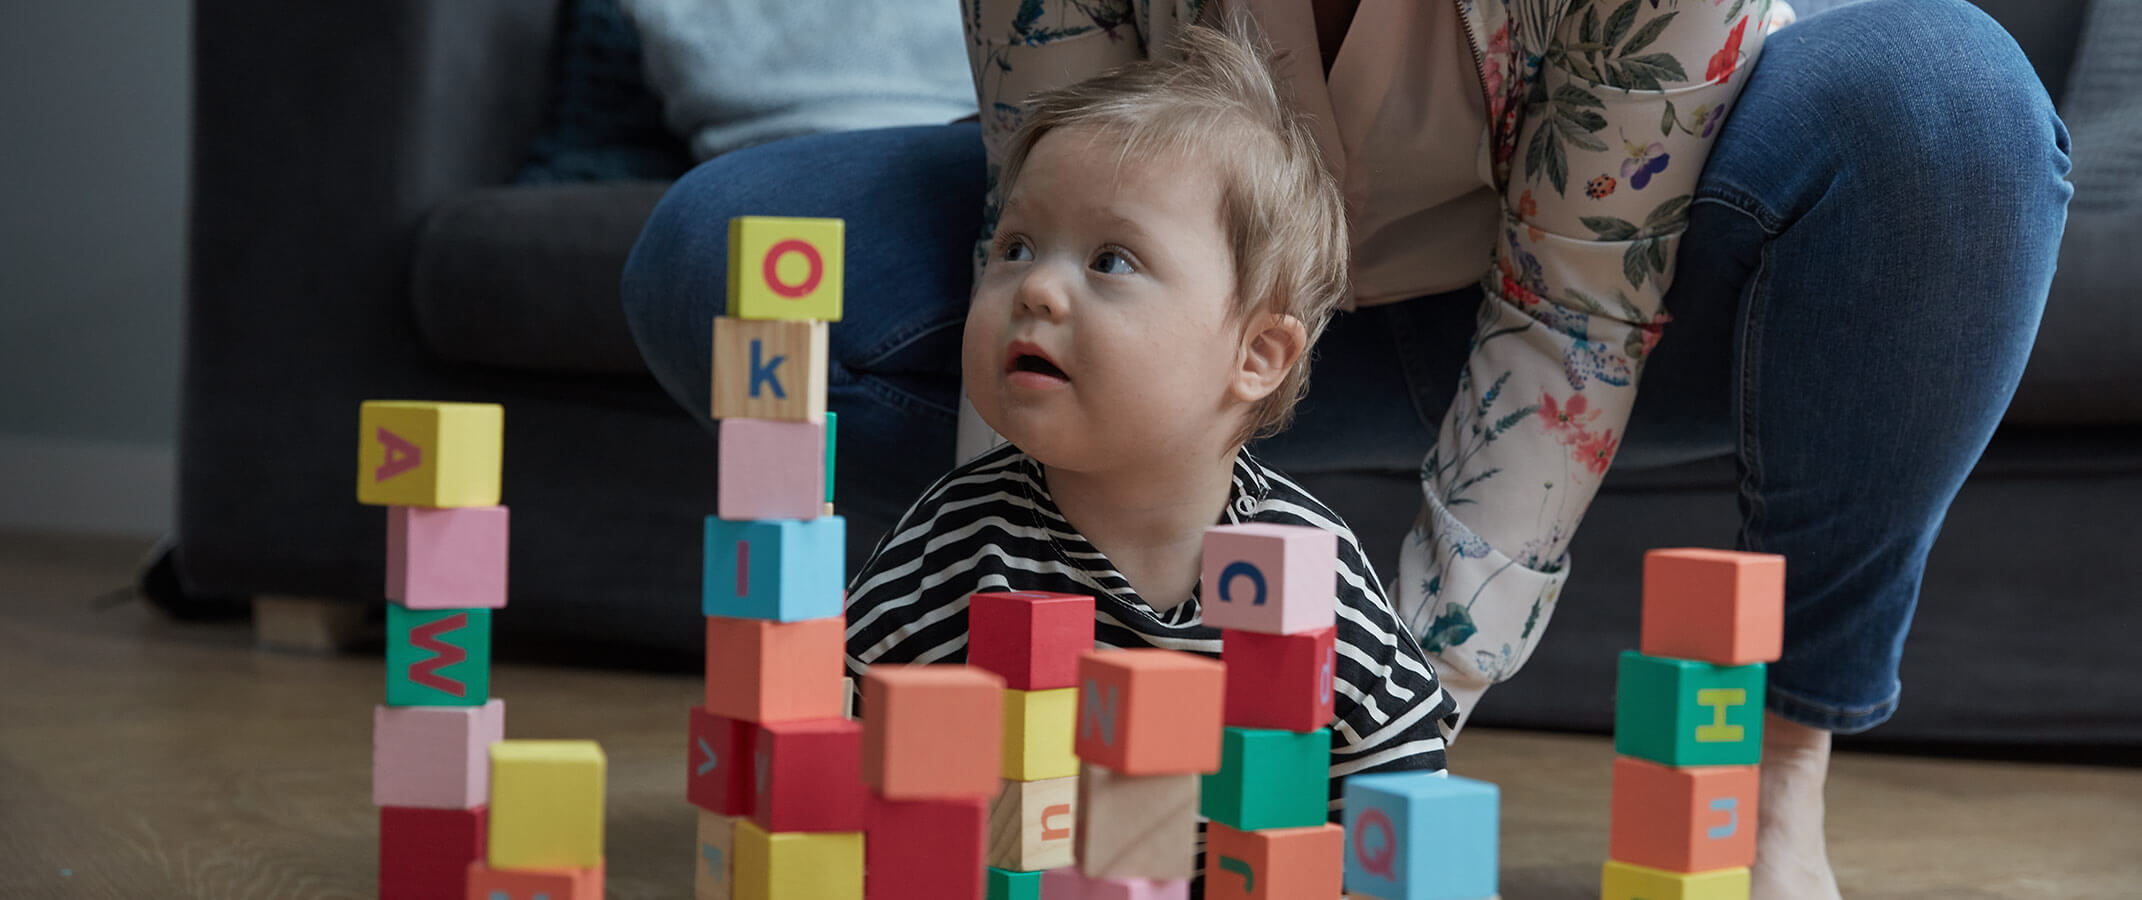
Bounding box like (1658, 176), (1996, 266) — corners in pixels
(717, 419), (825, 520)
(372, 700), (504, 809)
(1199, 524), (1336, 635)
(1041, 868), (1086, 900)
(1042, 870), (1187, 900)
(387, 506), (509, 609)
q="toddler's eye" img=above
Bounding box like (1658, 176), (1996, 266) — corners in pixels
(1091, 250), (1134, 275)
(998, 237), (1033, 262)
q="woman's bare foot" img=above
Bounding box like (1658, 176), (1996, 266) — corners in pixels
(1752, 712), (1843, 900)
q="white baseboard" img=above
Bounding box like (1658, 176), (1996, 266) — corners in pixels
(0, 435), (174, 538)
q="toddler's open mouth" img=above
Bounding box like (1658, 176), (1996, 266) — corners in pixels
(1005, 340), (1071, 387)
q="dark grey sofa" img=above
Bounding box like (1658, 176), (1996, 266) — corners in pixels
(179, 0), (2138, 746)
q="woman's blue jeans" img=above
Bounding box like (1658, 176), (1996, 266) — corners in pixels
(622, 0), (2072, 734)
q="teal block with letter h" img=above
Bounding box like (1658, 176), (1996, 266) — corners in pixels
(1614, 650), (1766, 767)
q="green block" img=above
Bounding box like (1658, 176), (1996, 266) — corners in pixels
(1200, 727), (1329, 831)
(385, 604), (491, 706)
(824, 410), (837, 503)
(986, 866), (1041, 900)
(1613, 650), (1764, 766)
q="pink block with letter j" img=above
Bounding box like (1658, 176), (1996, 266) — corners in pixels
(1199, 524), (1336, 635)
(717, 419), (825, 520)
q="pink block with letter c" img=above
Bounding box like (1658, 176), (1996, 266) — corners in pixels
(717, 419), (826, 520)
(371, 699), (504, 809)
(1199, 524), (1336, 635)
(386, 505), (509, 609)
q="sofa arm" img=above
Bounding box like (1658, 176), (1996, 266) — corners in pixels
(180, 0), (561, 596)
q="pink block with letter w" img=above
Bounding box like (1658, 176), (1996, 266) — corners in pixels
(1199, 524), (1336, 635)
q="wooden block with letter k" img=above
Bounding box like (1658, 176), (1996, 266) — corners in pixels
(712, 316), (827, 422)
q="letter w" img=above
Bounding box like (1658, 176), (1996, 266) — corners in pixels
(407, 613), (469, 697)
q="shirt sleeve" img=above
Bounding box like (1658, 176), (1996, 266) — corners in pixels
(1327, 524), (1458, 812)
(1393, 0), (1788, 725)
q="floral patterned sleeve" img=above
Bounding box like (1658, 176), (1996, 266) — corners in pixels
(1394, 0), (1792, 726)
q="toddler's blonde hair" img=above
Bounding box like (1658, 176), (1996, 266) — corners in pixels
(994, 13), (1350, 448)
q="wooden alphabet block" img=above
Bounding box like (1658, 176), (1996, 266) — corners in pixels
(987, 775), (1077, 871)
(688, 706), (761, 816)
(1221, 625), (1335, 732)
(755, 718), (867, 832)
(380, 805), (486, 900)
(1641, 548), (1785, 666)
(1600, 861), (1750, 900)
(250, 594), (370, 653)
(1074, 650), (1225, 775)
(373, 699), (504, 809)
(718, 419), (827, 520)
(464, 862), (603, 900)
(729, 216), (844, 322)
(1343, 772), (1499, 900)
(1205, 822), (1344, 900)
(864, 795), (989, 900)
(385, 605), (491, 707)
(861, 665), (1006, 799)
(387, 505), (509, 610)
(1002, 687), (1078, 781)
(1075, 763), (1199, 880)
(704, 616), (846, 723)
(1609, 757), (1759, 873)
(486, 740), (605, 869)
(1200, 524), (1336, 635)
(712, 317), (829, 422)
(1201, 727), (1330, 831)
(357, 401), (502, 508)
(697, 811), (739, 900)
(702, 516), (845, 621)
(988, 867), (1043, 900)
(967, 590), (1095, 690)
(732, 819), (863, 900)
(1614, 651), (1766, 767)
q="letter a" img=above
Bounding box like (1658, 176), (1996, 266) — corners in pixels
(375, 427), (421, 482)
(748, 338), (787, 399)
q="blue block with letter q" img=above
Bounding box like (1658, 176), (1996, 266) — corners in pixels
(1343, 772), (1498, 900)
(701, 516), (844, 621)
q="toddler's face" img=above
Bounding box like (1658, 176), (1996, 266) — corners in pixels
(965, 127), (1250, 473)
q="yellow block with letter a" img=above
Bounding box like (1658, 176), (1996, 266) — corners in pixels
(356, 400), (502, 507)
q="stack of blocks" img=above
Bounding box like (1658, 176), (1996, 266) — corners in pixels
(859, 662), (1008, 899)
(360, 400), (512, 900)
(1602, 549), (1786, 900)
(691, 215), (863, 899)
(968, 590), (1097, 898)
(1197, 524), (1347, 898)
(470, 740), (608, 898)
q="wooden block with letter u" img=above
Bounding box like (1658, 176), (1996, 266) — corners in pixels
(357, 400), (502, 508)
(987, 775), (1077, 871)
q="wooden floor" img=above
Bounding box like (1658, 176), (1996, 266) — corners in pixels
(2, 532), (2137, 900)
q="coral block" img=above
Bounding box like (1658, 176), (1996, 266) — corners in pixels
(967, 590), (1094, 690)
(861, 665), (1006, 799)
(1221, 626), (1336, 732)
(1199, 523), (1336, 635)
(864, 795), (989, 900)
(1609, 757), (1759, 873)
(379, 805), (485, 900)
(1641, 548), (1785, 666)
(387, 505), (509, 610)
(704, 616), (845, 723)
(717, 419), (826, 520)
(464, 862), (602, 900)
(372, 700), (504, 809)
(1205, 822), (1344, 900)
(1074, 650), (1225, 775)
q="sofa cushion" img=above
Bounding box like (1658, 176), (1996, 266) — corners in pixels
(411, 181), (667, 374)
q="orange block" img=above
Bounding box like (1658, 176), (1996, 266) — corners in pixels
(1641, 548), (1785, 666)
(1075, 650), (1226, 775)
(862, 665), (1006, 799)
(464, 862), (603, 900)
(1609, 756), (1759, 873)
(1204, 822), (1342, 899)
(704, 616), (845, 723)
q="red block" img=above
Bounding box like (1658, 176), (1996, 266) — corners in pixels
(688, 706), (761, 816)
(463, 862), (603, 900)
(967, 590), (1095, 690)
(1074, 650), (1226, 775)
(1640, 548), (1785, 666)
(1220, 626), (1335, 732)
(380, 805), (486, 900)
(865, 795), (988, 900)
(755, 718), (867, 832)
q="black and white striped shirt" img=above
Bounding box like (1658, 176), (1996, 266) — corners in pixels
(844, 442), (1460, 809)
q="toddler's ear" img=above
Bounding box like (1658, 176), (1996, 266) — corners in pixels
(1231, 311), (1308, 404)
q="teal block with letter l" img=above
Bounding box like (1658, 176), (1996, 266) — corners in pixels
(1343, 772), (1498, 900)
(1614, 650), (1766, 767)
(385, 605), (491, 707)
(702, 516), (845, 621)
